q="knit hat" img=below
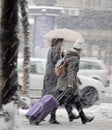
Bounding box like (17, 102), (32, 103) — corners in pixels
(73, 40), (85, 50)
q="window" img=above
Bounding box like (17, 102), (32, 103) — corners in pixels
(30, 64), (37, 74)
(93, 0), (112, 6)
(18, 60), (45, 75)
(80, 60), (102, 70)
(89, 62), (102, 70)
(95, 0), (102, 5)
(34, 61), (45, 75)
(101, 0), (112, 5)
(79, 60), (90, 69)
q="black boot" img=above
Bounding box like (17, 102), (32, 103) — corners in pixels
(79, 111), (94, 124)
(74, 99), (94, 124)
(68, 113), (80, 122)
(65, 102), (79, 122)
(49, 112), (60, 124)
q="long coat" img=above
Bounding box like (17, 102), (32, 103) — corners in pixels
(57, 50), (80, 95)
(42, 45), (61, 96)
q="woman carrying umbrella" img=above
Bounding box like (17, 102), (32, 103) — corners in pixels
(42, 38), (64, 124)
(42, 38), (80, 124)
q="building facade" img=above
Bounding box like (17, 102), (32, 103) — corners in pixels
(28, 0), (112, 65)
(55, 0), (112, 63)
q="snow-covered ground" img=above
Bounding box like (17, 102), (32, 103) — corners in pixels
(19, 73), (112, 121)
(0, 101), (20, 130)
(19, 103), (112, 130)
(2, 75), (112, 130)
(1, 93), (112, 130)
(19, 103), (112, 121)
(19, 70), (112, 119)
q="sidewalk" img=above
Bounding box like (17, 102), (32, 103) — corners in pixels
(20, 118), (112, 130)
(1, 103), (112, 130)
(19, 104), (112, 130)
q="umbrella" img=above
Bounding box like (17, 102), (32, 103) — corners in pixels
(44, 28), (84, 42)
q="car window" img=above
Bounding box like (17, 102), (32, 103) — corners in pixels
(30, 64), (37, 74)
(89, 62), (102, 70)
(79, 60), (90, 69)
(18, 60), (45, 75)
(31, 61), (45, 75)
(79, 60), (102, 70)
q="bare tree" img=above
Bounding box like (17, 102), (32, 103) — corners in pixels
(19, 0), (30, 96)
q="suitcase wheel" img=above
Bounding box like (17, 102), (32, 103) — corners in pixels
(29, 121), (34, 125)
(29, 120), (40, 125)
(35, 121), (40, 125)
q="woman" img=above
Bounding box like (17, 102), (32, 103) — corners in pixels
(56, 40), (94, 124)
(42, 38), (64, 124)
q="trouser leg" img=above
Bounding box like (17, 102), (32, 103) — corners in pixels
(50, 110), (56, 121)
(64, 94), (79, 121)
(49, 109), (60, 124)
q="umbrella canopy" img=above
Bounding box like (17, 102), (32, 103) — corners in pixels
(44, 28), (84, 42)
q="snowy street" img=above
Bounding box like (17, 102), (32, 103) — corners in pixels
(19, 103), (112, 130)
(1, 71), (112, 130)
(19, 74), (112, 130)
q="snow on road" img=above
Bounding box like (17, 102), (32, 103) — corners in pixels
(19, 103), (112, 120)
(19, 103), (112, 130)
(82, 103), (112, 120)
(56, 103), (112, 120)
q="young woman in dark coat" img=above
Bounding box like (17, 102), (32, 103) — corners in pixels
(42, 38), (64, 124)
(42, 38), (64, 96)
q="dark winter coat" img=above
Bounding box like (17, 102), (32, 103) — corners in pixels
(42, 45), (61, 96)
(57, 49), (81, 95)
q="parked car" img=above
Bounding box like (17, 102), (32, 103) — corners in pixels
(18, 58), (106, 107)
(79, 57), (110, 87)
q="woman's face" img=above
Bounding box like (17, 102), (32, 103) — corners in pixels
(58, 41), (63, 48)
(77, 49), (83, 56)
(79, 49), (83, 53)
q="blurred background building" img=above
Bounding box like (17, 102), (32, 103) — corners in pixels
(16, 0), (112, 67)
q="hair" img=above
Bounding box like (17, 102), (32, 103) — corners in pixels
(51, 38), (64, 47)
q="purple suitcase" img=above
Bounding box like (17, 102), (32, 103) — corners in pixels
(25, 94), (59, 125)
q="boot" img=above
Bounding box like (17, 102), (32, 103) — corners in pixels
(79, 111), (94, 124)
(68, 113), (80, 122)
(49, 112), (60, 124)
(74, 100), (94, 124)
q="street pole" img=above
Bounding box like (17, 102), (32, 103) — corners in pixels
(0, 0), (19, 105)
(0, 0), (3, 110)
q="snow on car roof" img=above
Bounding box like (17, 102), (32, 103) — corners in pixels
(81, 57), (104, 63)
(18, 58), (46, 62)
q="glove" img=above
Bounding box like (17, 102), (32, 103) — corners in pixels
(67, 85), (74, 91)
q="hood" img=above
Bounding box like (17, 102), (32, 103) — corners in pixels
(65, 50), (80, 59)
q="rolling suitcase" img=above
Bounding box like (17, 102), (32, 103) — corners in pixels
(25, 90), (68, 125)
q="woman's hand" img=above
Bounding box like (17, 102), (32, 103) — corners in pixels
(61, 51), (65, 58)
(68, 85), (73, 90)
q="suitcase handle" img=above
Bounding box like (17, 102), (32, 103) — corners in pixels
(56, 89), (68, 102)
